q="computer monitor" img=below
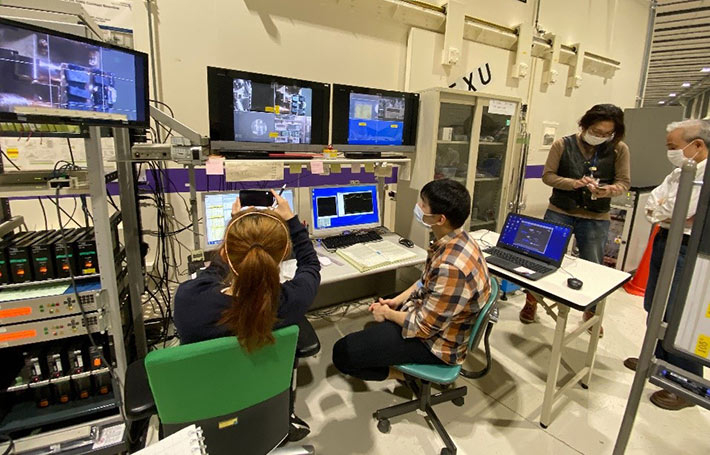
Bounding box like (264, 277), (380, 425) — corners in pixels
(331, 84), (419, 151)
(497, 213), (573, 266)
(0, 18), (149, 127)
(310, 185), (380, 237)
(202, 189), (295, 248)
(207, 67), (330, 151)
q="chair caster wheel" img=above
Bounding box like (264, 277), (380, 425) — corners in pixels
(441, 448), (454, 455)
(377, 419), (391, 434)
(452, 396), (465, 407)
(581, 384), (589, 390)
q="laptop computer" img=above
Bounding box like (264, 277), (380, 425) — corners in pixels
(483, 213), (573, 281)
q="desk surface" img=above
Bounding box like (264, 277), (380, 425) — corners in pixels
(472, 230), (632, 311)
(316, 234), (428, 285)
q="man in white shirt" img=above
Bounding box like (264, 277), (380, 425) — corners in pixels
(624, 119), (708, 410)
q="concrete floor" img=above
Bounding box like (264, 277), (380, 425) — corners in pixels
(292, 289), (710, 454)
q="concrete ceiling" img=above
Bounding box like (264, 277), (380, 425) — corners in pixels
(643, 0), (710, 107)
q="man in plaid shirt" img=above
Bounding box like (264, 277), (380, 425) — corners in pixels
(333, 179), (491, 381)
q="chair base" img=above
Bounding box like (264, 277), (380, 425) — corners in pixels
(373, 379), (466, 455)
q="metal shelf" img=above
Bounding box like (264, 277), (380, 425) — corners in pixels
(437, 140), (469, 145)
(0, 185), (90, 198)
(0, 274), (100, 292)
(479, 141), (505, 146)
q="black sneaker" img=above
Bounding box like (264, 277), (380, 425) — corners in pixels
(287, 414), (310, 442)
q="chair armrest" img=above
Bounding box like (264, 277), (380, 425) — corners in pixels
(296, 319), (320, 358)
(124, 359), (157, 421)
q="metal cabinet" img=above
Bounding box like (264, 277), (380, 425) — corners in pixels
(397, 88), (522, 247)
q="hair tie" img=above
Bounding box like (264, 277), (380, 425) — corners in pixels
(248, 243), (264, 252)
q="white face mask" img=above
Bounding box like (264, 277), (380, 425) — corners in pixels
(667, 142), (697, 167)
(413, 204), (436, 228)
(583, 131), (610, 146)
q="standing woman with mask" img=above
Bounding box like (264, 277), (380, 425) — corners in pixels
(519, 104), (631, 334)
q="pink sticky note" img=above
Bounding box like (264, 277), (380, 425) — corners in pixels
(311, 160), (324, 174)
(206, 156), (225, 175)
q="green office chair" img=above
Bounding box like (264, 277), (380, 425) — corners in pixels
(126, 325), (314, 454)
(374, 278), (500, 455)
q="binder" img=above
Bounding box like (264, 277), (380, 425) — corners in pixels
(135, 424), (208, 455)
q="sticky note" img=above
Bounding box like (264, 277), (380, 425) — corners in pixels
(275, 105), (280, 114)
(351, 164), (361, 174)
(695, 334), (710, 358)
(705, 302), (710, 319)
(311, 160), (324, 174)
(289, 163), (302, 174)
(205, 156), (225, 175)
(225, 160), (284, 182)
(331, 164), (342, 173)
(269, 132), (279, 138)
(265, 106), (274, 113)
(6, 147), (19, 159)
(364, 163), (375, 173)
(374, 165), (392, 178)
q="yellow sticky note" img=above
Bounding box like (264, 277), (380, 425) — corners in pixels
(331, 164), (342, 173)
(6, 147), (19, 159)
(375, 165), (393, 178)
(265, 106), (274, 113)
(705, 302), (710, 319)
(289, 163), (302, 174)
(364, 163), (375, 173)
(351, 164), (361, 174)
(269, 132), (279, 138)
(695, 334), (710, 358)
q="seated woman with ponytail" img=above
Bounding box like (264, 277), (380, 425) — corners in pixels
(174, 190), (320, 439)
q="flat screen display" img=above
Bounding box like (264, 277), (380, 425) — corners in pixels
(332, 84), (419, 148)
(0, 18), (149, 126)
(311, 185), (379, 232)
(203, 190), (295, 247)
(208, 67), (330, 149)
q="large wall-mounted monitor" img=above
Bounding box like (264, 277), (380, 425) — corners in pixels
(331, 84), (419, 152)
(0, 18), (149, 127)
(208, 67), (330, 152)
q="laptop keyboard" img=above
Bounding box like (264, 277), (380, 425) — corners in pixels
(321, 231), (383, 250)
(483, 247), (553, 273)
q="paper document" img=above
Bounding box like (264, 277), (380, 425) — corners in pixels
(225, 160), (284, 182)
(336, 241), (417, 272)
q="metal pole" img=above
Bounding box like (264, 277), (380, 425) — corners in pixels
(613, 159), (697, 454)
(187, 163), (200, 250)
(84, 127), (128, 387)
(635, 1), (657, 108)
(114, 127), (148, 358)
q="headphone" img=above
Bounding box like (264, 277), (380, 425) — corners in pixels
(223, 211), (290, 276)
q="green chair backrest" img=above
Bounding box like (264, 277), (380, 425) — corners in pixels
(466, 277), (499, 352)
(144, 325), (299, 424)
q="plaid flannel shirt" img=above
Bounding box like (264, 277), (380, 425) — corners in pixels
(400, 228), (491, 365)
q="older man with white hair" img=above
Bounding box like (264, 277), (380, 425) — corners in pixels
(624, 119), (708, 410)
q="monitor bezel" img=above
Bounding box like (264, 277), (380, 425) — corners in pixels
(331, 83), (419, 152)
(201, 189), (296, 249)
(496, 212), (573, 267)
(207, 66), (331, 151)
(0, 17), (150, 128)
(309, 184), (381, 238)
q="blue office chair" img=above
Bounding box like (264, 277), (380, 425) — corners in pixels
(374, 278), (499, 455)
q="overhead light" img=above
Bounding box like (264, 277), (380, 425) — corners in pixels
(701, 67), (710, 73)
(658, 101), (666, 104)
(682, 82), (691, 87)
(669, 93), (677, 97)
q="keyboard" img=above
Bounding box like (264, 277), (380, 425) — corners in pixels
(321, 231), (383, 250)
(483, 246), (555, 279)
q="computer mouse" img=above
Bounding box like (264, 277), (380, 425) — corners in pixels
(567, 278), (583, 290)
(399, 238), (414, 248)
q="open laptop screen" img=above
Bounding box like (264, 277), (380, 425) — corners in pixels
(498, 213), (572, 265)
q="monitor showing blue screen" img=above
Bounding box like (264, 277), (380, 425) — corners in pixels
(311, 185), (380, 232)
(498, 214), (571, 263)
(203, 190), (295, 247)
(0, 19), (148, 125)
(347, 93), (405, 145)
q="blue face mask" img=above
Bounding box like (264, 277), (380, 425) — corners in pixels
(414, 204), (438, 227)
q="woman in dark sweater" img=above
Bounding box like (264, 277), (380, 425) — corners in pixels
(173, 190), (320, 439)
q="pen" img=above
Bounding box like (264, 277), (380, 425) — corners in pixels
(278, 184), (287, 196)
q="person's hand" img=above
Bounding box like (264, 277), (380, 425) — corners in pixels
(376, 297), (400, 309)
(369, 302), (389, 322)
(588, 184), (617, 199)
(573, 176), (596, 189)
(231, 198), (242, 217)
(270, 189), (295, 220)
